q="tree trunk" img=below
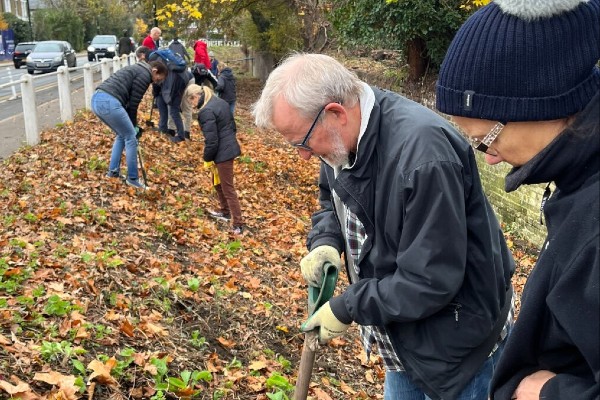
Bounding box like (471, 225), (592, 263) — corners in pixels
(252, 50), (275, 82)
(296, 0), (330, 51)
(406, 37), (429, 82)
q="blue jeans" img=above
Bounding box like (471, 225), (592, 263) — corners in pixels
(384, 341), (506, 400)
(91, 91), (139, 181)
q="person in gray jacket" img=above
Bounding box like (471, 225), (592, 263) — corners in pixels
(168, 37), (191, 64)
(253, 53), (515, 399)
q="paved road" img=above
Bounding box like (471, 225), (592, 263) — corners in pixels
(0, 54), (100, 160)
(0, 54), (90, 102)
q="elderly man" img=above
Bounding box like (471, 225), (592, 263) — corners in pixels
(142, 27), (161, 51)
(253, 53), (515, 399)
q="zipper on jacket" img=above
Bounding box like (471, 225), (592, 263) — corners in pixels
(449, 302), (462, 327)
(539, 182), (552, 225)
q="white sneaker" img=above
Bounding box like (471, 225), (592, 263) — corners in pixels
(125, 178), (147, 190)
(207, 209), (231, 221)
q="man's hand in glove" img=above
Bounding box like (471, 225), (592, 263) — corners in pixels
(301, 301), (350, 343)
(300, 245), (341, 287)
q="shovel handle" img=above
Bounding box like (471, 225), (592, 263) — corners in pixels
(294, 261), (339, 399)
(294, 330), (318, 400)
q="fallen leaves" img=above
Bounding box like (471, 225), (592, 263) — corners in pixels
(0, 69), (539, 400)
(34, 371), (80, 399)
(87, 358), (119, 385)
(0, 376), (32, 397)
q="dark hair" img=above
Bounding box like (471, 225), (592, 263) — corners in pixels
(149, 60), (168, 75)
(136, 46), (151, 60)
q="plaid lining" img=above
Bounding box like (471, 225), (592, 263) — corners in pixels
(343, 204), (515, 372)
(345, 210), (366, 266)
(345, 206), (404, 370)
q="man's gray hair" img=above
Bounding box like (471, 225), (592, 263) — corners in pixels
(253, 53), (363, 129)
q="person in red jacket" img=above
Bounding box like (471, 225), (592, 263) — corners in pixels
(192, 39), (216, 88)
(192, 39), (211, 66)
(142, 27), (161, 50)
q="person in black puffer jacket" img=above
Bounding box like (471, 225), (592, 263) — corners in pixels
(91, 60), (167, 190)
(182, 84), (244, 234)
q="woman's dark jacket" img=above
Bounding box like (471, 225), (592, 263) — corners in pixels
(310, 87), (515, 399)
(215, 67), (236, 105)
(198, 96), (240, 163)
(96, 62), (153, 127)
(490, 93), (600, 400)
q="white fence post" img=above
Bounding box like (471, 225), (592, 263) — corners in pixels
(20, 74), (40, 146)
(84, 63), (94, 110)
(113, 56), (121, 72)
(5, 67), (18, 100)
(101, 58), (111, 81)
(57, 66), (73, 122)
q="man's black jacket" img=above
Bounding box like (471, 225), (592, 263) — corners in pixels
(309, 87), (515, 399)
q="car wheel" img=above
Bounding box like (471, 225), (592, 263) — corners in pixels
(14, 61), (20, 69)
(27, 69), (34, 74)
(88, 55), (94, 62)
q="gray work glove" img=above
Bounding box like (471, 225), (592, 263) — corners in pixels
(300, 245), (341, 287)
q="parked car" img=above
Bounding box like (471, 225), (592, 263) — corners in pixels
(87, 35), (118, 61)
(26, 41), (77, 74)
(13, 42), (38, 69)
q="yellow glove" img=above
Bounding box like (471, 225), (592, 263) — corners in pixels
(301, 301), (350, 343)
(203, 161), (220, 186)
(300, 245), (341, 287)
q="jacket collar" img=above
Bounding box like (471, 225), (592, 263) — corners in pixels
(335, 86), (382, 175)
(138, 61), (151, 73)
(505, 92), (599, 193)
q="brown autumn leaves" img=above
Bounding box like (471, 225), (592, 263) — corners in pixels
(0, 70), (537, 399)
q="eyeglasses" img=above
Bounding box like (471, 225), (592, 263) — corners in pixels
(467, 121), (505, 156)
(292, 105), (327, 152)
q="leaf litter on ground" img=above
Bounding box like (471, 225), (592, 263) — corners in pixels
(0, 56), (540, 399)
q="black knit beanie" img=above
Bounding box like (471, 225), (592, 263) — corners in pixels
(436, 0), (600, 122)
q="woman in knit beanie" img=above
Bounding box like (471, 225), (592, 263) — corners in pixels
(436, 1), (599, 399)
